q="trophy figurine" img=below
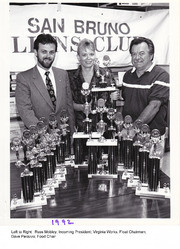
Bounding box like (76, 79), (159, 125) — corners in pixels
(49, 113), (58, 131)
(81, 82), (92, 134)
(107, 108), (116, 139)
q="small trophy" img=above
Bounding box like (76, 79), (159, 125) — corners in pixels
(96, 120), (107, 142)
(107, 108), (116, 140)
(81, 82), (92, 134)
(107, 108), (116, 130)
(95, 57), (108, 88)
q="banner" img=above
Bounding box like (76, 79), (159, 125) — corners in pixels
(10, 4), (169, 71)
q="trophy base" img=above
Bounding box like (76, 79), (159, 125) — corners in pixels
(117, 163), (124, 172)
(86, 139), (117, 146)
(127, 176), (140, 188)
(11, 195), (47, 211)
(135, 185), (170, 199)
(88, 173), (118, 179)
(122, 168), (134, 180)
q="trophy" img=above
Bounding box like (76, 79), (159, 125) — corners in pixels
(107, 108), (116, 139)
(22, 129), (34, 164)
(59, 109), (71, 157)
(81, 82), (92, 134)
(133, 120), (143, 176)
(114, 112), (124, 166)
(10, 137), (23, 166)
(95, 58), (107, 88)
(122, 115), (134, 169)
(139, 124), (151, 184)
(96, 99), (107, 142)
(148, 129), (162, 191)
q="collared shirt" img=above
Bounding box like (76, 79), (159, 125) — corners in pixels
(37, 65), (57, 96)
(122, 64), (170, 135)
(131, 62), (155, 73)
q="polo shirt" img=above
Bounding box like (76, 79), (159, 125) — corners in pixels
(122, 64), (169, 135)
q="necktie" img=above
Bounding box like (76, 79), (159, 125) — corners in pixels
(45, 71), (56, 110)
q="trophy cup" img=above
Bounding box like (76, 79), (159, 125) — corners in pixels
(148, 129), (162, 191)
(96, 99), (107, 142)
(10, 137), (23, 166)
(139, 124), (151, 184)
(81, 82), (92, 134)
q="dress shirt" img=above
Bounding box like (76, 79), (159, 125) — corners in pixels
(37, 65), (57, 96)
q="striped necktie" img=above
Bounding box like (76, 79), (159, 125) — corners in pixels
(45, 71), (56, 110)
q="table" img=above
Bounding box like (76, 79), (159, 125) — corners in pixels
(10, 157), (170, 219)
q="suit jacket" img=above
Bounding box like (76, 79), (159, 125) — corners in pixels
(15, 66), (75, 134)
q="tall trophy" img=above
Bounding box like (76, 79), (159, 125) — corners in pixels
(148, 129), (163, 191)
(122, 115), (135, 169)
(81, 82), (92, 134)
(114, 112), (124, 167)
(139, 124), (151, 184)
(133, 120), (143, 176)
(59, 109), (71, 157)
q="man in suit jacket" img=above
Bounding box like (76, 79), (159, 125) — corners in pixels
(15, 33), (75, 134)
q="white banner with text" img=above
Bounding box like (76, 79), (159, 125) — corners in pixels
(10, 4), (169, 71)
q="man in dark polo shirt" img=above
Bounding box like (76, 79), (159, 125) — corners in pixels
(122, 37), (169, 136)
